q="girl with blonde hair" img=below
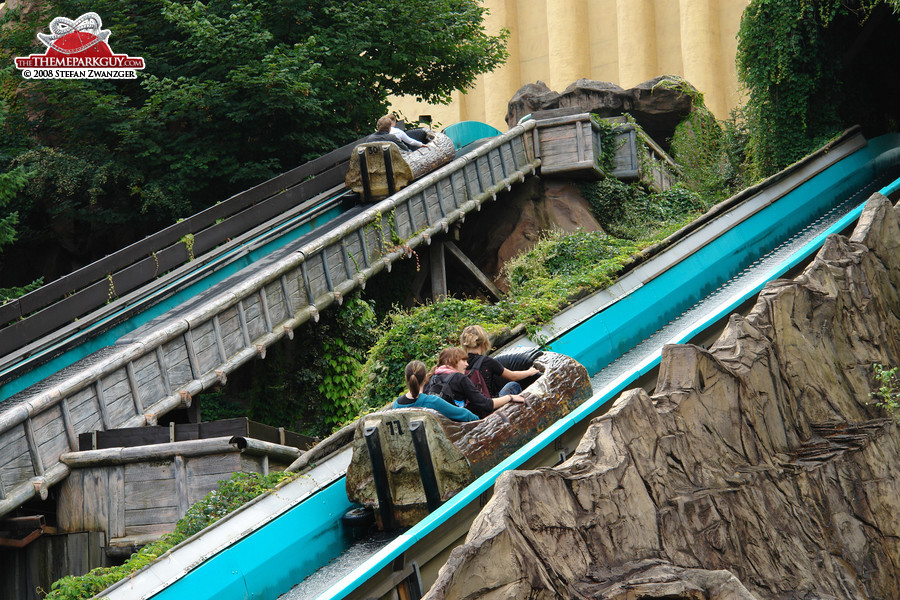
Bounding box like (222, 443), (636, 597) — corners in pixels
(460, 325), (541, 398)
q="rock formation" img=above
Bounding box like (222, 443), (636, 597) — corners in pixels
(455, 177), (604, 292)
(506, 76), (696, 150)
(424, 194), (900, 599)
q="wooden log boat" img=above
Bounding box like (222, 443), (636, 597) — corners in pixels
(344, 131), (457, 202)
(344, 351), (592, 529)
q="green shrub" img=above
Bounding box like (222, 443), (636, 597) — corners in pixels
(871, 363), (900, 422)
(45, 472), (295, 600)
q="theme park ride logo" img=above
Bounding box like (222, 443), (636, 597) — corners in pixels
(14, 12), (145, 80)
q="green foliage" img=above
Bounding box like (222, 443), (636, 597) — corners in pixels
(0, 164), (42, 302)
(0, 0), (508, 282)
(736, 0), (884, 178)
(870, 363), (900, 422)
(44, 471), (295, 600)
(357, 297), (501, 410)
(589, 114), (621, 175)
(668, 93), (750, 204)
(504, 230), (633, 293)
(201, 294), (377, 437)
(318, 297), (378, 427)
(580, 179), (706, 241)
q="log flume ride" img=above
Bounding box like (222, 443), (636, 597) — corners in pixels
(84, 129), (900, 600)
(345, 352), (592, 530)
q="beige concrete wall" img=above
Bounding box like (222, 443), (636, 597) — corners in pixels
(389, 0), (749, 131)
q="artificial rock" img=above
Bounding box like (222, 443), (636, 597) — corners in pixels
(506, 76), (696, 150)
(424, 194), (900, 599)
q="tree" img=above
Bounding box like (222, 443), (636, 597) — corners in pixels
(0, 0), (508, 283)
(0, 164), (41, 301)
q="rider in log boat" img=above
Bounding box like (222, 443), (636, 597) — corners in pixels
(365, 115), (411, 152)
(393, 360), (478, 422)
(387, 114), (427, 150)
(460, 325), (542, 398)
(423, 347), (524, 419)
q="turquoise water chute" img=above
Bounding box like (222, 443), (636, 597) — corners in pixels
(442, 120), (503, 150)
(93, 130), (900, 600)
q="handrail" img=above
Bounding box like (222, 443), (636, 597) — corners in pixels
(0, 138), (362, 363)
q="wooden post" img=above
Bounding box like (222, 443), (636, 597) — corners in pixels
(429, 241), (448, 300)
(443, 241), (503, 301)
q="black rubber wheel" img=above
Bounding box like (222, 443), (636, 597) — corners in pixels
(341, 505), (376, 528)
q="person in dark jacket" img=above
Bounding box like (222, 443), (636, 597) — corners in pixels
(424, 347), (523, 419)
(365, 115), (410, 152)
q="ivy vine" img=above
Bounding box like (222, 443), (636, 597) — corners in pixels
(736, 0), (894, 178)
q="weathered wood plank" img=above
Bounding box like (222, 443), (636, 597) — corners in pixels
(109, 464), (125, 538)
(56, 469), (85, 532)
(191, 320), (220, 375)
(240, 454), (268, 474)
(33, 405), (69, 471)
(258, 282), (281, 327)
(242, 294), (266, 341)
(217, 306), (245, 358)
(185, 453), (242, 478)
(133, 352), (165, 407)
(325, 245), (345, 290)
(124, 523), (174, 537)
(162, 338), (193, 390)
(0, 427), (34, 488)
(124, 462), (173, 483)
(83, 468), (109, 532)
(101, 369), (137, 428)
(174, 455), (189, 517)
(124, 478), (177, 510)
(305, 256), (329, 300)
(125, 506), (180, 528)
(68, 386), (103, 433)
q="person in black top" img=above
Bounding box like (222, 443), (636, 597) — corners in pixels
(460, 325), (541, 397)
(365, 115), (410, 152)
(423, 347), (523, 419)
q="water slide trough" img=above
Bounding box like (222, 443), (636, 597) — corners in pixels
(95, 128), (900, 600)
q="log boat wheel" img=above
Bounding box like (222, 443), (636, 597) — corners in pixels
(344, 351), (593, 531)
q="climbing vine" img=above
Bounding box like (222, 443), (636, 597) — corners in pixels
(736, 0), (892, 178)
(589, 114), (621, 175)
(663, 78), (749, 203)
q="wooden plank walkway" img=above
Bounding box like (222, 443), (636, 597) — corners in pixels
(0, 120), (540, 518)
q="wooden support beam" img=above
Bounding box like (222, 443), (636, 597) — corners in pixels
(443, 241), (503, 301)
(429, 242), (448, 300)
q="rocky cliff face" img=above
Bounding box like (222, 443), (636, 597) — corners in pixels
(424, 194), (900, 599)
(455, 177), (604, 292)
